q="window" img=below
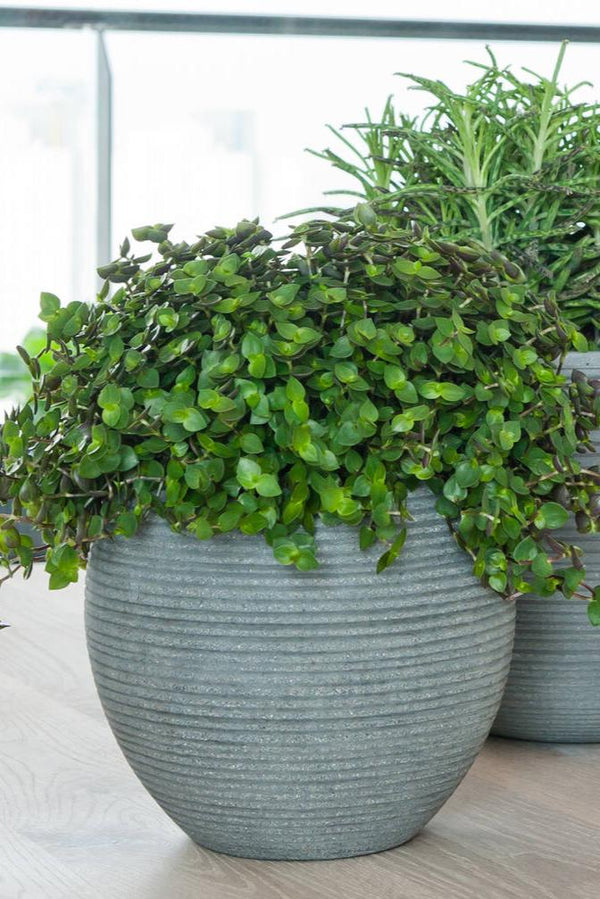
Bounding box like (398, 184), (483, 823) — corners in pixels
(0, 28), (97, 353)
(0, 6), (599, 362)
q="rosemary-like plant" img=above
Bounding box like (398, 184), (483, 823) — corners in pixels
(307, 43), (600, 334)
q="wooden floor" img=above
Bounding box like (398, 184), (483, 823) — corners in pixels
(1, 570), (599, 899)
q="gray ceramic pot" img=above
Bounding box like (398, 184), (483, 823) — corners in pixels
(493, 351), (600, 743)
(85, 489), (514, 860)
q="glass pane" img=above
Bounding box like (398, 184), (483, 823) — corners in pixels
(0, 28), (97, 358)
(109, 33), (600, 250)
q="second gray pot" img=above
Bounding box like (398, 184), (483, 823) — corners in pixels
(85, 489), (514, 860)
(493, 351), (600, 743)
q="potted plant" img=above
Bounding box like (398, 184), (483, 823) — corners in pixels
(308, 44), (600, 742)
(1, 213), (598, 858)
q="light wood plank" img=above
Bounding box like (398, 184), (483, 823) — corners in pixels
(0, 828), (102, 899)
(1, 569), (599, 899)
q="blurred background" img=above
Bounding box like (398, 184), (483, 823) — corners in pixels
(0, 0), (599, 398)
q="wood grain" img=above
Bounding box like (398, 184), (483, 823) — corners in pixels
(1, 569), (599, 899)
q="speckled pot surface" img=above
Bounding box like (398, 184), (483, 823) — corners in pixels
(493, 351), (600, 743)
(85, 489), (515, 860)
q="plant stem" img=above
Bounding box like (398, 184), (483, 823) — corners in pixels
(531, 41), (567, 174)
(459, 105), (493, 249)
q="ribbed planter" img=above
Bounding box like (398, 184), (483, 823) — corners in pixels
(493, 351), (600, 743)
(85, 489), (514, 861)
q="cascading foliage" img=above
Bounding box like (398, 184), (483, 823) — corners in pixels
(1, 214), (600, 623)
(306, 43), (600, 335)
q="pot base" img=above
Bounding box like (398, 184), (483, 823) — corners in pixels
(189, 827), (423, 862)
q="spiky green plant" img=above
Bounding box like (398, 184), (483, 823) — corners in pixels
(306, 43), (600, 335)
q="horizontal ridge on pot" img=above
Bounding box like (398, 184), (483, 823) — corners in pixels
(86, 489), (515, 860)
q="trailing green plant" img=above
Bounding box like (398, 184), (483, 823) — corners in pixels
(0, 328), (51, 403)
(305, 43), (600, 335)
(1, 215), (600, 623)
